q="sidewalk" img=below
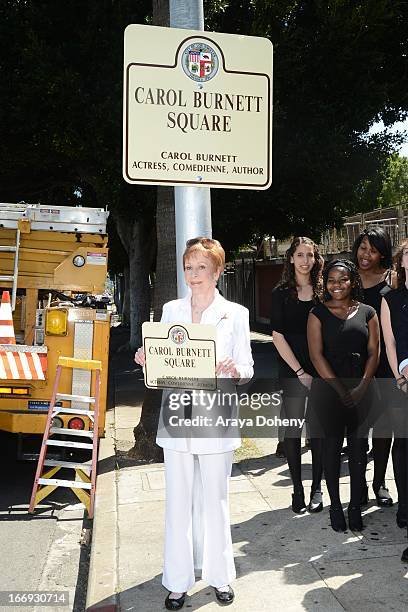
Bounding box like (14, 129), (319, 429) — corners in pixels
(86, 333), (408, 612)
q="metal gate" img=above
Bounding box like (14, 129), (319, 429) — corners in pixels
(218, 258), (256, 323)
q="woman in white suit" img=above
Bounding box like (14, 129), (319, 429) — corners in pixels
(135, 237), (254, 609)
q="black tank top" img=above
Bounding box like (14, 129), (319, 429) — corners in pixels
(362, 276), (393, 378)
(270, 285), (317, 377)
(310, 302), (376, 379)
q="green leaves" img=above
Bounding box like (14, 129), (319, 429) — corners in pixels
(0, 0), (406, 257)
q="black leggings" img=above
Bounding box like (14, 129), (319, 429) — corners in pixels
(309, 379), (370, 508)
(392, 437), (408, 507)
(369, 381), (406, 492)
(369, 386), (393, 491)
(324, 434), (367, 508)
(282, 394), (323, 493)
(390, 398), (408, 517)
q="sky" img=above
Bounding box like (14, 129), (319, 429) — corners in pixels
(367, 117), (408, 157)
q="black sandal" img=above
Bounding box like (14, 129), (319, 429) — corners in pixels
(165, 592), (186, 610)
(373, 484), (393, 507)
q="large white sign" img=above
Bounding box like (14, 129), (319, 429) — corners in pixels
(123, 24), (273, 190)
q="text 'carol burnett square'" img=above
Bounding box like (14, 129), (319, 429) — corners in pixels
(123, 24), (273, 190)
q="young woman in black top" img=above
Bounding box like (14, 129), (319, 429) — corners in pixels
(352, 228), (397, 506)
(271, 236), (324, 514)
(308, 260), (380, 532)
(381, 239), (408, 562)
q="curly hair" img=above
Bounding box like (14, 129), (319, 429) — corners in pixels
(394, 239), (408, 288)
(352, 227), (393, 270)
(323, 259), (363, 302)
(278, 236), (323, 302)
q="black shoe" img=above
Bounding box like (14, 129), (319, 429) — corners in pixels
(396, 504), (407, 528)
(292, 489), (306, 514)
(165, 592), (186, 610)
(348, 505), (363, 531)
(401, 547), (408, 563)
(214, 586), (234, 605)
(309, 490), (323, 513)
(330, 506), (346, 532)
(373, 484), (393, 507)
(275, 441), (286, 458)
(360, 484), (369, 507)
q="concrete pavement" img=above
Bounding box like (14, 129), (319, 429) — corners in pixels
(86, 333), (408, 612)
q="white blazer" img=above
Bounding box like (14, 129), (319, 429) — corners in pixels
(156, 289), (254, 454)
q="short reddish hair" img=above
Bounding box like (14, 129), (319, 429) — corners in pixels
(183, 237), (225, 272)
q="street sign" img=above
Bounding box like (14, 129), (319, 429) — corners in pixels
(142, 322), (216, 390)
(123, 24), (273, 190)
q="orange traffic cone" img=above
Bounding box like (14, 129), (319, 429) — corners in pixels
(0, 290), (16, 344)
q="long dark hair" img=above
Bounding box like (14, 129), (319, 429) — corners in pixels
(323, 259), (363, 302)
(352, 227), (393, 270)
(278, 236), (323, 302)
(394, 239), (408, 288)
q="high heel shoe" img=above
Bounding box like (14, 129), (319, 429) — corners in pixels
(292, 489), (306, 514)
(329, 506), (346, 532)
(348, 505), (363, 531)
(360, 483), (368, 507)
(309, 490), (323, 513)
(396, 504), (407, 528)
(373, 484), (393, 507)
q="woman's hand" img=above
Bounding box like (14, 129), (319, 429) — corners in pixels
(339, 388), (354, 408)
(397, 376), (408, 393)
(350, 384), (366, 406)
(216, 357), (240, 379)
(134, 347), (145, 367)
(298, 372), (313, 390)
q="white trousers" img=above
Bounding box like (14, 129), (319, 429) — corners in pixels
(162, 448), (235, 592)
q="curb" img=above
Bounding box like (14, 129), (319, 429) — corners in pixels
(86, 409), (119, 611)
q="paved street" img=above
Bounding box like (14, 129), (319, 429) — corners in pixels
(0, 433), (90, 612)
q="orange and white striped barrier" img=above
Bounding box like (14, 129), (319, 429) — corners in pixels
(0, 291), (16, 344)
(0, 346), (47, 380)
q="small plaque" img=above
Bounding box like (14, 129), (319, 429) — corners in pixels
(142, 322), (217, 390)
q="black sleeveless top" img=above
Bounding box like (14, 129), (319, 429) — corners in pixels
(384, 287), (408, 366)
(362, 277), (393, 378)
(310, 302), (376, 379)
(270, 285), (317, 378)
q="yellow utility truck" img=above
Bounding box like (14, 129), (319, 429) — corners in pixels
(0, 202), (110, 448)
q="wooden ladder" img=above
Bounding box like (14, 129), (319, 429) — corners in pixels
(28, 356), (102, 518)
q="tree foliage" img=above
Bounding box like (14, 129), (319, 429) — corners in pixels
(0, 1), (150, 201)
(206, 0), (408, 247)
(0, 0), (407, 272)
(0, 0), (156, 347)
(378, 154), (408, 208)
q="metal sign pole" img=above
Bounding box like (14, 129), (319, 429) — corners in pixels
(170, 0), (212, 298)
